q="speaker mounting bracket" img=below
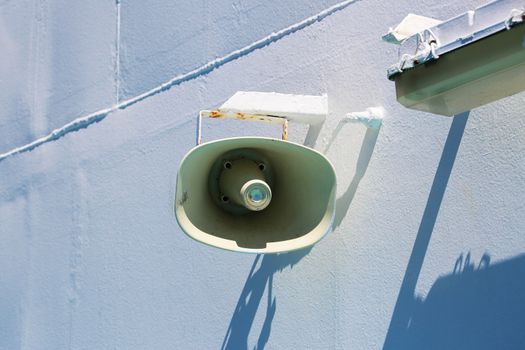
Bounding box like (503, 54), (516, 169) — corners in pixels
(197, 91), (327, 145)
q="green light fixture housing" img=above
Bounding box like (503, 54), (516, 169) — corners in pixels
(385, 0), (525, 116)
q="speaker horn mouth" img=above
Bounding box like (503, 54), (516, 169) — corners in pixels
(176, 137), (337, 253)
(241, 179), (272, 211)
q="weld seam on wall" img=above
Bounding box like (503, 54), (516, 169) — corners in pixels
(115, 0), (121, 104)
(0, 0), (359, 163)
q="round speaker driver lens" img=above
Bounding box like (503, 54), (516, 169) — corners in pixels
(249, 188), (266, 202)
(241, 180), (272, 211)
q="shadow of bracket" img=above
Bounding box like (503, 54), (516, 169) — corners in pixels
(221, 249), (311, 350)
(220, 109), (382, 349)
(325, 117), (382, 228)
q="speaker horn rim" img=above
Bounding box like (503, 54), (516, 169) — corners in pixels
(175, 136), (337, 253)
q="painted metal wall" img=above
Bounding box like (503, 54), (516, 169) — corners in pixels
(1, 0), (524, 348)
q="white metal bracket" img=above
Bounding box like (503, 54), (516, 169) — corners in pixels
(325, 108), (384, 153)
(382, 14), (442, 44)
(344, 108), (385, 129)
(197, 91), (327, 145)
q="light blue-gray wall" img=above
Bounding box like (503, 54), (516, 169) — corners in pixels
(1, 0), (524, 349)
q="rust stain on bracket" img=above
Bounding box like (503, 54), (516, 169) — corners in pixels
(209, 111), (222, 118)
(198, 110), (289, 144)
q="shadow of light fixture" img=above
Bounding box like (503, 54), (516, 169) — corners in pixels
(384, 0), (525, 116)
(174, 91), (383, 253)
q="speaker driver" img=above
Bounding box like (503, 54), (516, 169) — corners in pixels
(208, 148), (274, 215)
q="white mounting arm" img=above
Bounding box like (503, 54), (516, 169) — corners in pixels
(197, 91), (327, 145)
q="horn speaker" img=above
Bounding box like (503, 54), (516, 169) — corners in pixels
(175, 137), (336, 253)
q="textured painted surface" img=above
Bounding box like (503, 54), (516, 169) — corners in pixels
(0, 0), (116, 153)
(118, 0), (343, 100)
(1, 0), (525, 349)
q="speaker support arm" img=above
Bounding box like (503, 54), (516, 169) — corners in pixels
(197, 110), (289, 145)
(196, 91), (327, 145)
(324, 107), (384, 154)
